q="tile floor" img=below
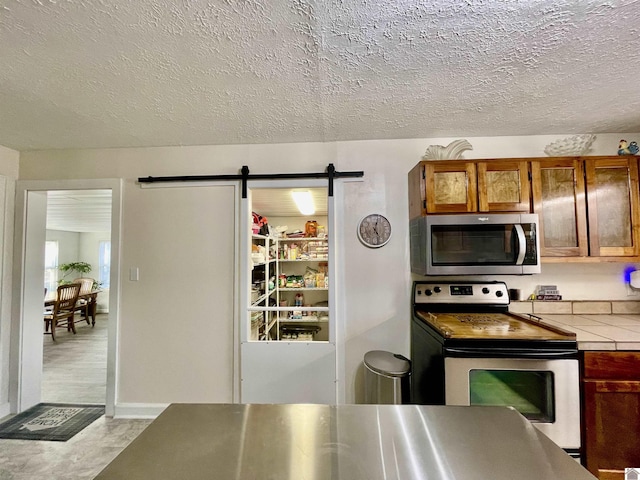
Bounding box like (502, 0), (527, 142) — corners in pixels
(0, 315), (152, 479)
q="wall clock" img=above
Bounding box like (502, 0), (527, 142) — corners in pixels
(357, 214), (392, 248)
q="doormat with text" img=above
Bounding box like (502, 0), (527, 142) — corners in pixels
(0, 403), (104, 441)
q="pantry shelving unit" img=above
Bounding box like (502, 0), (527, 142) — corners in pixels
(249, 235), (329, 342)
(250, 234), (277, 340)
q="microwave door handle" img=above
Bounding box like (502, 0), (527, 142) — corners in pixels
(514, 224), (526, 265)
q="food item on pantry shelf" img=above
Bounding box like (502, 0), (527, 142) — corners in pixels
(286, 275), (304, 288)
(305, 220), (318, 237)
(251, 245), (266, 264)
(306, 240), (328, 259)
(273, 225), (288, 238)
(304, 266), (318, 288)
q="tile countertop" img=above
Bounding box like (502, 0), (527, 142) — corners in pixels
(509, 301), (640, 351)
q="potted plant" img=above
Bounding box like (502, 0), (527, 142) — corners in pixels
(58, 261), (92, 285)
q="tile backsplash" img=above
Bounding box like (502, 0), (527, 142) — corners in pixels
(510, 301), (640, 315)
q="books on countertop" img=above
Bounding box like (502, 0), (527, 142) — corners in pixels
(536, 294), (563, 301)
(535, 285), (562, 301)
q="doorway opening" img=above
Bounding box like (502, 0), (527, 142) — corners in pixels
(11, 178), (121, 416)
(42, 190), (112, 404)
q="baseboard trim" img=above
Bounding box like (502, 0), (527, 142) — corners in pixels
(113, 403), (169, 419)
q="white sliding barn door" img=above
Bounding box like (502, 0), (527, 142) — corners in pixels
(240, 180), (337, 404)
(118, 184), (237, 404)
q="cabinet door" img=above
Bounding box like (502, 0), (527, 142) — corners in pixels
(531, 158), (588, 257)
(583, 379), (640, 479)
(424, 161), (477, 213)
(585, 157), (640, 257)
(477, 160), (531, 212)
(583, 352), (640, 479)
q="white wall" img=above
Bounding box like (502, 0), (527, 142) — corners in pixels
(46, 230), (80, 270)
(0, 144), (18, 418)
(17, 133), (640, 405)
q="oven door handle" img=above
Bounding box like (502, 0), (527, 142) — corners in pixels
(514, 224), (526, 265)
(445, 347), (577, 359)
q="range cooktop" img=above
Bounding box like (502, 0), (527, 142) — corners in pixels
(414, 311), (575, 341)
(412, 281), (576, 342)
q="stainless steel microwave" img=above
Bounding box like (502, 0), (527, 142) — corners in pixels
(410, 213), (541, 275)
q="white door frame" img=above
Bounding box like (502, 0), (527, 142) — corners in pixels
(10, 178), (122, 416)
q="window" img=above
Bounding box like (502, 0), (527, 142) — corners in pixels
(44, 241), (58, 295)
(99, 241), (111, 289)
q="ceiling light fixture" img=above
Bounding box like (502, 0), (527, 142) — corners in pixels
(291, 190), (316, 216)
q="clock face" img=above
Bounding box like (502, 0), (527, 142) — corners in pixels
(357, 214), (392, 248)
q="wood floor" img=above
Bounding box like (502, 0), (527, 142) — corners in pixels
(42, 313), (107, 404)
(0, 314), (153, 480)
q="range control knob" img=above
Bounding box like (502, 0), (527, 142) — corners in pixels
(434, 286), (441, 293)
(482, 287), (490, 294)
(425, 289), (433, 296)
(496, 290), (504, 297)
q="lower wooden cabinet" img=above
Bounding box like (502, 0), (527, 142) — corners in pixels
(582, 351), (640, 479)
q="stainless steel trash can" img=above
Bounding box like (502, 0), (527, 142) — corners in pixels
(364, 350), (411, 404)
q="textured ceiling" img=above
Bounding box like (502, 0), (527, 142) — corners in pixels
(1, 0), (639, 151)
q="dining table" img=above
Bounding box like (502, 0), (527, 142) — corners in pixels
(45, 289), (100, 325)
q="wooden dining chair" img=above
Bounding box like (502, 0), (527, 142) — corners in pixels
(44, 283), (81, 341)
(72, 277), (96, 325)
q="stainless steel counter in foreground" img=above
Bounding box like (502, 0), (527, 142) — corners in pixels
(95, 403), (596, 480)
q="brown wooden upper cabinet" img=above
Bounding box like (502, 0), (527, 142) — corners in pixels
(409, 155), (640, 260)
(586, 157), (640, 257)
(531, 156), (640, 258)
(408, 159), (530, 216)
(531, 157), (588, 257)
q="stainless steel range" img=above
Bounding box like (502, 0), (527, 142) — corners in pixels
(410, 280), (581, 459)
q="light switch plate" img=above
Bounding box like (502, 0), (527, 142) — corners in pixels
(129, 267), (139, 281)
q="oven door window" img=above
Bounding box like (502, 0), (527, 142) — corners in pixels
(468, 369), (555, 423)
(431, 224), (518, 266)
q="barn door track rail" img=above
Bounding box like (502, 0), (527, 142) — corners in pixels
(138, 164), (364, 197)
